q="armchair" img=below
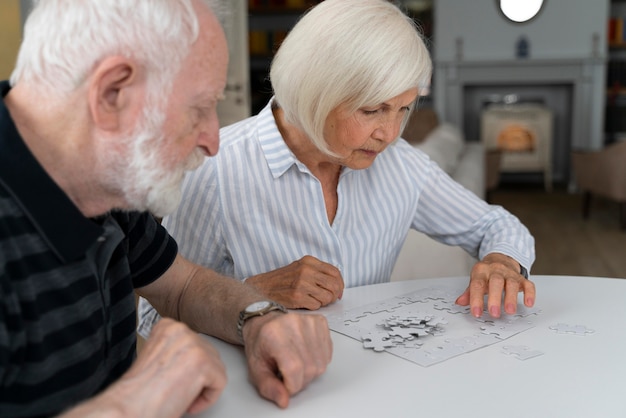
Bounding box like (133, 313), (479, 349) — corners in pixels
(571, 140), (626, 230)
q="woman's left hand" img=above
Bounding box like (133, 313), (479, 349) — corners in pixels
(455, 253), (535, 318)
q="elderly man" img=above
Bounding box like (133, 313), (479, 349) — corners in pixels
(0, 1), (331, 417)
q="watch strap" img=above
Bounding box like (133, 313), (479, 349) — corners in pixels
(520, 264), (529, 279)
(237, 301), (287, 342)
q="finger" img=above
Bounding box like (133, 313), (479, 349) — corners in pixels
(301, 294), (323, 310)
(186, 384), (225, 414)
(487, 274), (505, 318)
(299, 278), (340, 309)
(320, 276), (345, 301)
(522, 278), (536, 307)
(136, 320), (228, 416)
(312, 268), (344, 298)
(468, 279), (487, 318)
(251, 367), (290, 409)
(503, 278), (520, 315)
(269, 316), (330, 395)
(312, 280), (343, 306)
(455, 287), (470, 306)
(308, 257), (342, 277)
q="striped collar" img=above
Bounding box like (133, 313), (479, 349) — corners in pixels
(255, 98), (355, 179)
(256, 98), (301, 179)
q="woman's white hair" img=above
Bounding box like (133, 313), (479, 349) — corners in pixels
(270, 0), (432, 155)
(11, 0), (223, 105)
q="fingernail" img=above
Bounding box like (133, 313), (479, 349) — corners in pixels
(505, 303), (515, 314)
(472, 307), (482, 317)
(490, 306), (500, 317)
(526, 296), (534, 306)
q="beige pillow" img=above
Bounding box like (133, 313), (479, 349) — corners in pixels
(414, 123), (464, 174)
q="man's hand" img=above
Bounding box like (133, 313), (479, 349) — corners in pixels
(245, 255), (344, 310)
(60, 318), (227, 418)
(455, 253), (535, 318)
(242, 312), (332, 408)
(127, 319), (227, 415)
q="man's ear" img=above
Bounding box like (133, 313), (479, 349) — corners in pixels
(88, 56), (141, 132)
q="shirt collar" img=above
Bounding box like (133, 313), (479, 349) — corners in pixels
(0, 81), (104, 262)
(256, 98), (303, 179)
(255, 98), (356, 179)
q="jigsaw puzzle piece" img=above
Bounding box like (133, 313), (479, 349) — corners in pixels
(501, 345), (544, 360)
(388, 327), (418, 340)
(399, 339), (425, 349)
(549, 323), (595, 336)
(512, 305), (542, 317)
(443, 336), (481, 351)
(400, 289), (432, 304)
(344, 313), (369, 323)
(424, 316), (448, 327)
(424, 286), (457, 302)
(361, 332), (394, 352)
(479, 317), (534, 339)
(433, 300), (471, 314)
(361, 300), (400, 315)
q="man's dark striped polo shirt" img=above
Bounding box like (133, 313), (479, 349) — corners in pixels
(0, 81), (178, 417)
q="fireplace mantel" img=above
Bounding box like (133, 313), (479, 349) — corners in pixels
(433, 58), (606, 150)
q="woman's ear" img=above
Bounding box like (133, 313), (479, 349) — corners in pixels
(88, 56), (141, 132)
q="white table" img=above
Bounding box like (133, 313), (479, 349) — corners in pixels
(196, 275), (626, 417)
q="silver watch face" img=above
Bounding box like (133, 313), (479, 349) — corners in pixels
(246, 300), (271, 313)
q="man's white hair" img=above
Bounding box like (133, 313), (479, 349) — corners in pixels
(11, 0), (223, 104)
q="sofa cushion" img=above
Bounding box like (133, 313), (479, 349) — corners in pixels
(414, 123), (465, 174)
(402, 108), (440, 145)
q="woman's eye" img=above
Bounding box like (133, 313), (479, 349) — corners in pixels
(361, 109), (379, 115)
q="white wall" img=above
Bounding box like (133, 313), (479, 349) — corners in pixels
(434, 0), (609, 62)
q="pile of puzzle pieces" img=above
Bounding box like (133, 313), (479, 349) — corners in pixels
(361, 313), (447, 352)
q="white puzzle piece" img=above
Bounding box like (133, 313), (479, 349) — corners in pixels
(501, 345), (544, 360)
(549, 323), (595, 336)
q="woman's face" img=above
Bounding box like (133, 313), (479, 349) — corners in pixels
(323, 88), (419, 169)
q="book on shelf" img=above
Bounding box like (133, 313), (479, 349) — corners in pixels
(248, 30), (288, 57)
(609, 16), (626, 46)
(249, 0), (308, 9)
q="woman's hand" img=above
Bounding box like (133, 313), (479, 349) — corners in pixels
(455, 253), (535, 318)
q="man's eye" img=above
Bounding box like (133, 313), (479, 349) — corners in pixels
(194, 106), (212, 121)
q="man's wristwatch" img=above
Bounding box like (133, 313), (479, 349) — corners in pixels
(237, 300), (287, 342)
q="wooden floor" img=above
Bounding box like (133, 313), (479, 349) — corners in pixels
(489, 183), (626, 279)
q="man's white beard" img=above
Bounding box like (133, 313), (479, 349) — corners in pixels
(104, 104), (205, 217)
(134, 141), (204, 217)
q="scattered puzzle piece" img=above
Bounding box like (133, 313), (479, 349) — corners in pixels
(549, 323), (595, 336)
(501, 345), (544, 360)
(361, 332), (394, 352)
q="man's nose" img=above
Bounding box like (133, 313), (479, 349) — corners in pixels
(197, 114), (220, 157)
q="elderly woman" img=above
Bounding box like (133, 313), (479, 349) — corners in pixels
(138, 0), (535, 338)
